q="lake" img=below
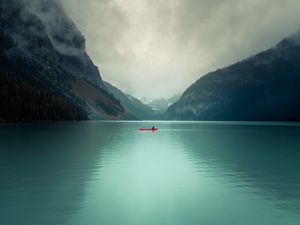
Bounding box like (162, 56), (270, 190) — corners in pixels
(0, 121), (300, 225)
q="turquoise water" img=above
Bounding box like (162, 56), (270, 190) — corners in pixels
(0, 121), (300, 225)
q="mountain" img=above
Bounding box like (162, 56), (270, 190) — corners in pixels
(166, 31), (300, 121)
(0, 0), (124, 122)
(104, 81), (153, 120)
(147, 95), (180, 114)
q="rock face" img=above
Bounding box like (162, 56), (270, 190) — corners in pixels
(0, 0), (124, 122)
(166, 32), (300, 121)
(104, 81), (154, 120)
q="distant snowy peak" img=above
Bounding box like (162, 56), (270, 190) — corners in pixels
(140, 95), (181, 112)
(139, 97), (153, 105)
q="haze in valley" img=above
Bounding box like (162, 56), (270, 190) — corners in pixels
(61, 0), (300, 99)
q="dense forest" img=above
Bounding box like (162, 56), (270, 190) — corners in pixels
(0, 67), (88, 122)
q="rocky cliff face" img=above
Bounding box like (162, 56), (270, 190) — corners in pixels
(0, 0), (124, 122)
(166, 32), (300, 121)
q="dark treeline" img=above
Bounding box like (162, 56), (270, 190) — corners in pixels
(0, 68), (88, 122)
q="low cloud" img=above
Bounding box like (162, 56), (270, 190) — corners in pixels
(23, 0), (88, 56)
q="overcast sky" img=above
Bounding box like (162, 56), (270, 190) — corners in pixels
(60, 0), (300, 99)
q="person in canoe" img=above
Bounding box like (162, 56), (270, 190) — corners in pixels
(138, 127), (157, 131)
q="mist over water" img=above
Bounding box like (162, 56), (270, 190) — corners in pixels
(0, 121), (300, 225)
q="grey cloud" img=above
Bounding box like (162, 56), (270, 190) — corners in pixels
(60, 0), (300, 99)
(61, 0), (132, 62)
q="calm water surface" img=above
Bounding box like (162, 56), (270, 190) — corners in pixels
(0, 121), (300, 225)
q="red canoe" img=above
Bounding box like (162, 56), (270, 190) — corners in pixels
(139, 128), (158, 131)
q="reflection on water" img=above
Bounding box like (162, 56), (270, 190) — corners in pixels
(0, 121), (300, 225)
(176, 123), (300, 212)
(0, 122), (115, 225)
